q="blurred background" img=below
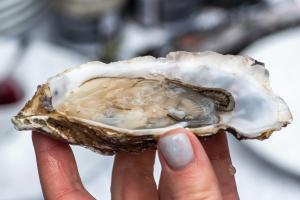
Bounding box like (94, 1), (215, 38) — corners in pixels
(1, 0), (300, 199)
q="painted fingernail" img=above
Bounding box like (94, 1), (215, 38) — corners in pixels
(158, 132), (194, 169)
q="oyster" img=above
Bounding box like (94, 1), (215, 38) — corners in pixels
(12, 51), (292, 155)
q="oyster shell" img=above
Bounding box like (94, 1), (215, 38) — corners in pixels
(12, 51), (292, 155)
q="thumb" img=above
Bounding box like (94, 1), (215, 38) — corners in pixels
(158, 128), (222, 200)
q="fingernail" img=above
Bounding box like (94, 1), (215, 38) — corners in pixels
(158, 132), (194, 169)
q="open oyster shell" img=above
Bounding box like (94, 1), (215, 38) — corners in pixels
(12, 51), (292, 155)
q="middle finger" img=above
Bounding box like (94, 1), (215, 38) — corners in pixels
(111, 150), (158, 200)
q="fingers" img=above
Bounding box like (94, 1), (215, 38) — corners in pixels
(32, 132), (94, 200)
(158, 128), (222, 200)
(111, 150), (158, 200)
(200, 132), (239, 200)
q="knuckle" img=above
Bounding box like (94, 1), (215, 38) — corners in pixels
(173, 187), (222, 200)
(53, 187), (80, 200)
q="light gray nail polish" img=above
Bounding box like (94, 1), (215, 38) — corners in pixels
(158, 133), (194, 169)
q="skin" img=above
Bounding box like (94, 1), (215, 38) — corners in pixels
(32, 129), (239, 200)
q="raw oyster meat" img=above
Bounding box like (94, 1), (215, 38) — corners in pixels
(12, 51), (292, 155)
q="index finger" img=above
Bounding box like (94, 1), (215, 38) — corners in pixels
(200, 131), (239, 200)
(32, 131), (94, 200)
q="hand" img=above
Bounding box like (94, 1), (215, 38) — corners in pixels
(32, 128), (239, 200)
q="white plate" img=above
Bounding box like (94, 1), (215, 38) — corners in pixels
(0, 0), (27, 11)
(0, 0), (45, 35)
(0, 0), (35, 18)
(242, 27), (300, 175)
